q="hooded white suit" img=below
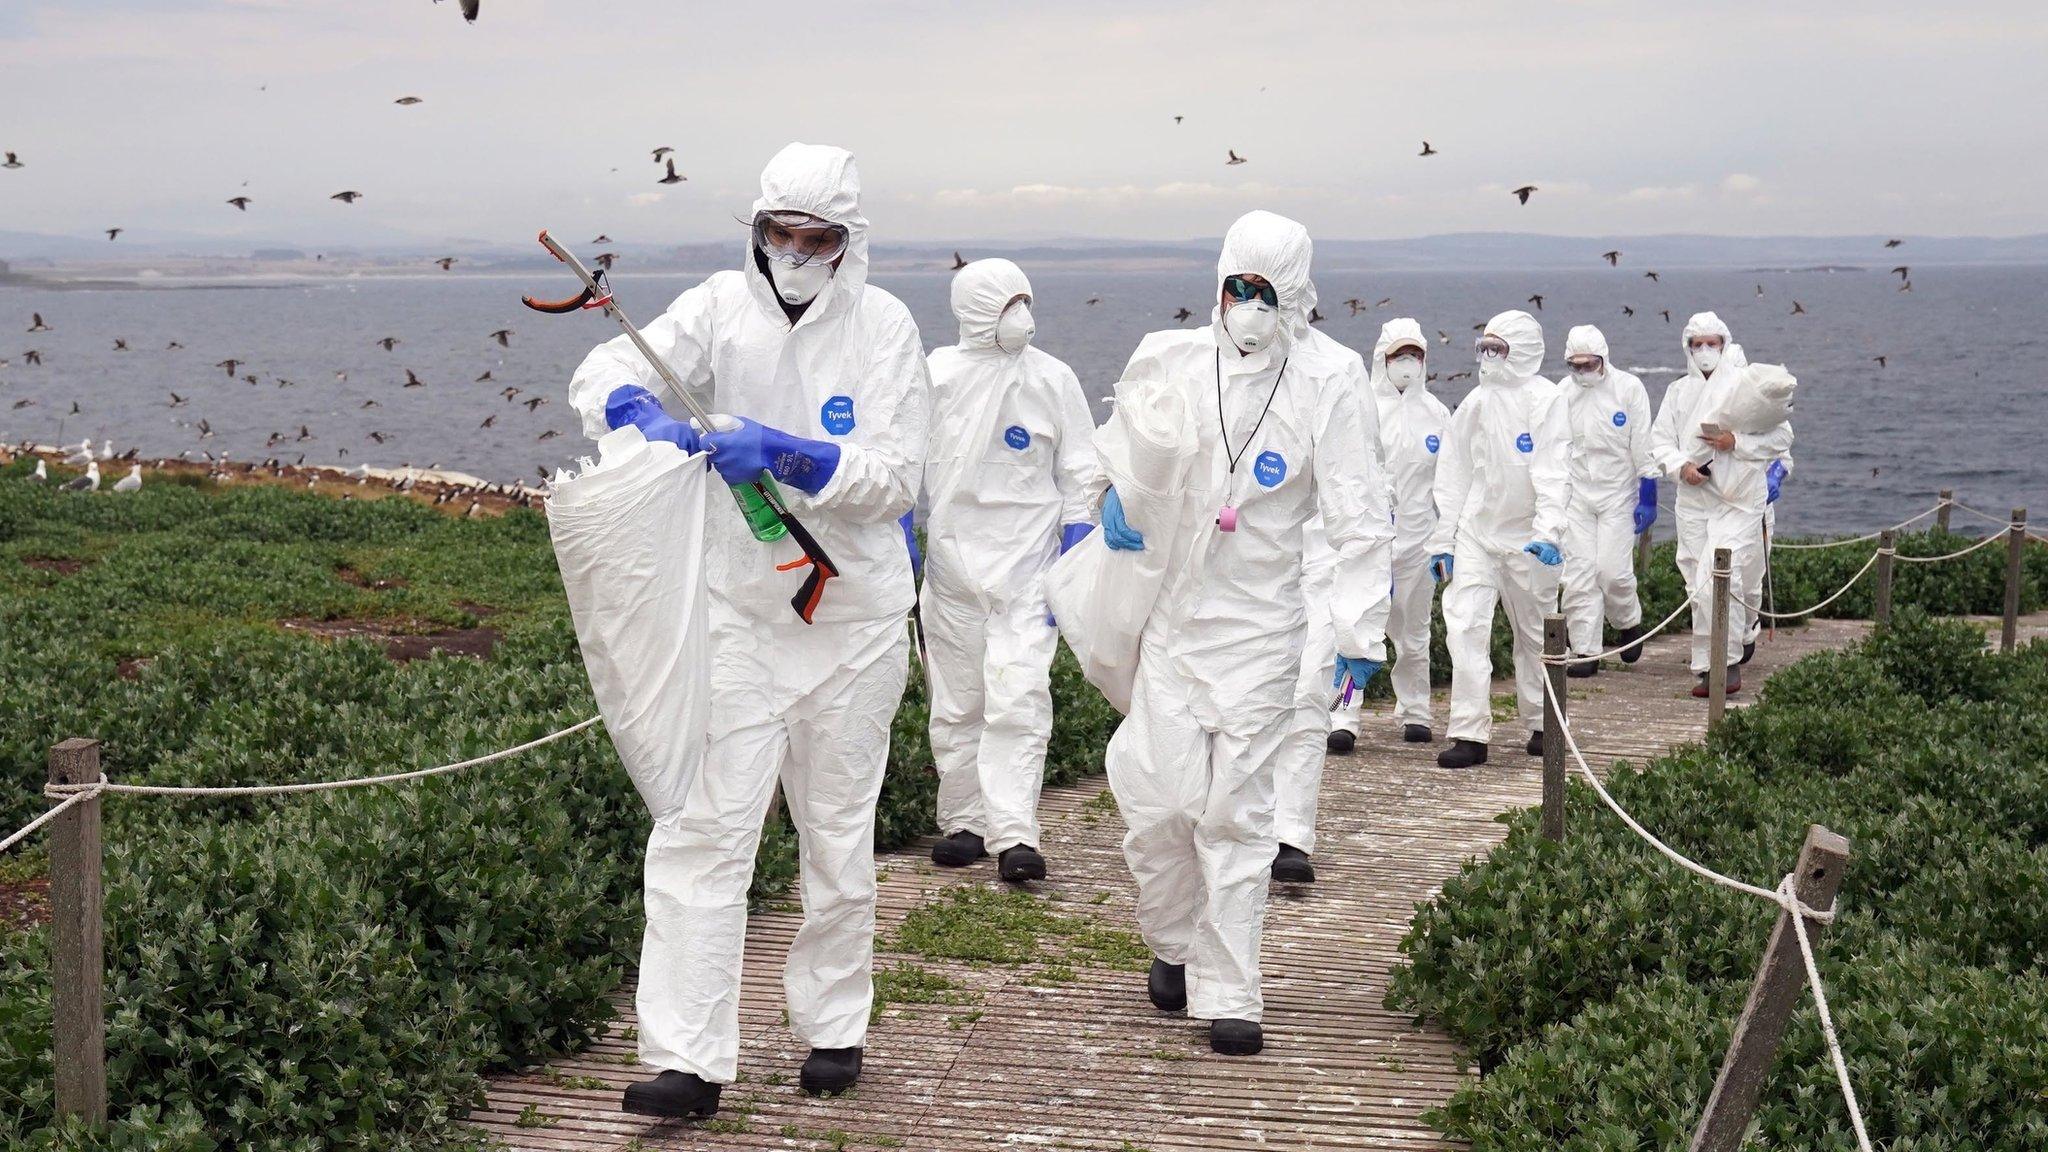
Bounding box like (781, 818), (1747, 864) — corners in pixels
(922, 259), (1099, 855)
(1559, 325), (1658, 658)
(567, 143), (930, 1084)
(1102, 210), (1391, 1022)
(1649, 313), (1793, 674)
(1429, 310), (1572, 745)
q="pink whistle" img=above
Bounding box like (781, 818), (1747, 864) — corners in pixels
(1217, 505), (1239, 532)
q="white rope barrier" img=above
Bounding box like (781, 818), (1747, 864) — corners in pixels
(1542, 676), (1870, 1151)
(4, 715), (604, 854)
(1890, 532), (2011, 564)
(1947, 501), (2017, 531)
(1541, 595), (1694, 666)
(1773, 503), (1941, 551)
(1731, 549), (1885, 620)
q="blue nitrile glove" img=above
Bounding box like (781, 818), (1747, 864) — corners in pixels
(1523, 541), (1563, 566)
(1101, 488), (1145, 551)
(1766, 459), (1786, 505)
(701, 415), (842, 494)
(1431, 553), (1455, 583)
(1633, 477), (1658, 534)
(605, 385), (700, 453)
(900, 510), (922, 578)
(1333, 654), (1384, 691)
(1060, 522), (1094, 554)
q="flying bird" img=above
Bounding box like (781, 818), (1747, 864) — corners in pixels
(331, 191), (363, 203)
(1601, 250), (1620, 266)
(106, 228), (123, 241)
(369, 431), (389, 444)
(112, 338), (128, 351)
(1622, 306), (1635, 317)
(1526, 294), (1543, 310)
(1643, 270), (1660, 282)
(1085, 296), (1101, 306)
(29, 312), (51, 332)
(1873, 355), (1888, 368)
(1419, 141), (1437, 157)
(1226, 150), (1247, 165)
(359, 399), (380, 409)
(167, 340), (183, 349)
(2, 152), (22, 169)
(198, 419), (214, 438)
(1309, 307), (1325, 324)
(227, 196), (252, 211)
(1890, 265), (1909, 280)
(23, 350), (41, 365)
(651, 147), (673, 162)
(394, 96), (423, 106)
(1755, 283), (1765, 297)
(376, 337), (400, 351)
(537, 429), (560, 441)
(10, 399), (32, 409)
(167, 392), (187, 407)
(1174, 307), (1193, 322)
(1511, 185), (1536, 204)
(403, 369), (425, 388)
(489, 328), (512, 347)
(475, 370), (494, 382)
(1885, 238), (1902, 248)
(524, 396), (549, 411)
(1173, 115), (1183, 124)
(216, 358), (241, 375)
(1659, 309), (1671, 323)
(658, 158), (685, 184)
(951, 252), (967, 270)
(479, 415), (497, 429)
(591, 234), (612, 244)
(1790, 301), (1807, 315)
(435, 257), (456, 270)
(1437, 330), (1450, 344)
(593, 252), (618, 269)
(459, 0), (479, 21)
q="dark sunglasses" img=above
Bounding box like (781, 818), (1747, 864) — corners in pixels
(1222, 275), (1278, 307)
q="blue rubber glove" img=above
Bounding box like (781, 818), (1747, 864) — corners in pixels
(1430, 553), (1455, 583)
(1333, 654), (1384, 692)
(1523, 541), (1563, 566)
(900, 510), (922, 578)
(604, 385), (700, 453)
(1633, 477), (1659, 535)
(1101, 488), (1145, 551)
(701, 415), (842, 495)
(1766, 459), (1786, 505)
(1060, 522), (1094, 554)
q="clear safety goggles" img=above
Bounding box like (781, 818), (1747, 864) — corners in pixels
(1566, 355), (1604, 373)
(1475, 335), (1511, 359)
(752, 211), (849, 267)
(1221, 274), (1279, 308)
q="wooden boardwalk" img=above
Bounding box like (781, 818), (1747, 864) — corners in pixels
(474, 618), (1880, 1151)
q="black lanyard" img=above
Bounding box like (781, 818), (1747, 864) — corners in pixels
(1214, 347), (1287, 477)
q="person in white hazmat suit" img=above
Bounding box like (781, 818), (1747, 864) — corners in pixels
(1271, 318), (1440, 885)
(1558, 324), (1659, 676)
(921, 258), (1099, 883)
(567, 143), (929, 1118)
(1429, 310), (1572, 770)
(1721, 341), (1792, 664)
(1650, 313), (1792, 696)
(1097, 210), (1392, 1055)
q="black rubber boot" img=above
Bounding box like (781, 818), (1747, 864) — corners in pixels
(1740, 640), (1756, 666)
(997, 845), (1046, 883)
(1437, 739), (1488, 769)
(1402, 724), (1432, 744)
(1615, 624), (1647, 664)
(799, 1047), (862, 1096)
(1209, 1018), (1264, 1055)
(1147, 958), (1187, 1012)
(1526, 730), (1545, 757)
(1325, 728), (1355, 753)
(1566, 658), (1600, 679)
(1726, 666), (1744, 694)
(930, 830), (986, 868)
(622, 1070), (722, 1119)
(1271, 844), (1315, 883)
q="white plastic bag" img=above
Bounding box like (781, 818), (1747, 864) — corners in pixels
(547, 426), (711, 819)
(1718, 362), (1797, 434)
(1045, 375), (1198, 713)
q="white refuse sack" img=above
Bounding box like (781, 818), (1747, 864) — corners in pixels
(547, 424), (711, 819)
(1044, 374), (1199, 714)
(1718, 362), (1797, 434)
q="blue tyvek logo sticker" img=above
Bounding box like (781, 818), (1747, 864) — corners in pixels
(1004, 425), (1031, 450)
(1516, 432), (1534, 453)
(1612, 410), (1628, 427)
(1254, 450), (1287, 487)
(1425, 433), (1441, 454)
(821, 395), (855, 436)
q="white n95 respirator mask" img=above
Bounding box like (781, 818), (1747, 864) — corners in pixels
(996, 301), (1035, 354)
(768, 256), (833, 305)
(1224, 301), (1278, 353)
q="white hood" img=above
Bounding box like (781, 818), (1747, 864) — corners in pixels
(1212, 210), (1315, 354)
(1679, 311), (1732, 378)
(1369, 317), (1429, 400)
(744, 142), (871, 324)
(1564, 324), (1609, 364)
(1482, 309), (1546, 382)
(949, 258), (1031, 350)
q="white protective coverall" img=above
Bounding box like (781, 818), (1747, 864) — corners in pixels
(1559, 325), (1657, 658)
(1650, 313), (1793, 674)
(1369, 320), (1450, 727)
(1271, 294), (1382, 855)
(922, 259), (1099, 854)
(1429, 310), (1572, 745)
(567, 143), (929, 1084)
(1102, 210), (1392, 1021)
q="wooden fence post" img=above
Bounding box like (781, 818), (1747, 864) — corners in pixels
(1873, 529), (1896, 629)
(1936, 489), (1953, 534)
(2004, 508), (2028, 655)
(1541, 614), (1568, 842)
(1690, 825), (1852, 1152)
(47, 739), (107, 1127)
(1708, 547), (1731, 731)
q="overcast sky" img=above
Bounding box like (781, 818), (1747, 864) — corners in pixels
(4, 0), (2046, 249)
